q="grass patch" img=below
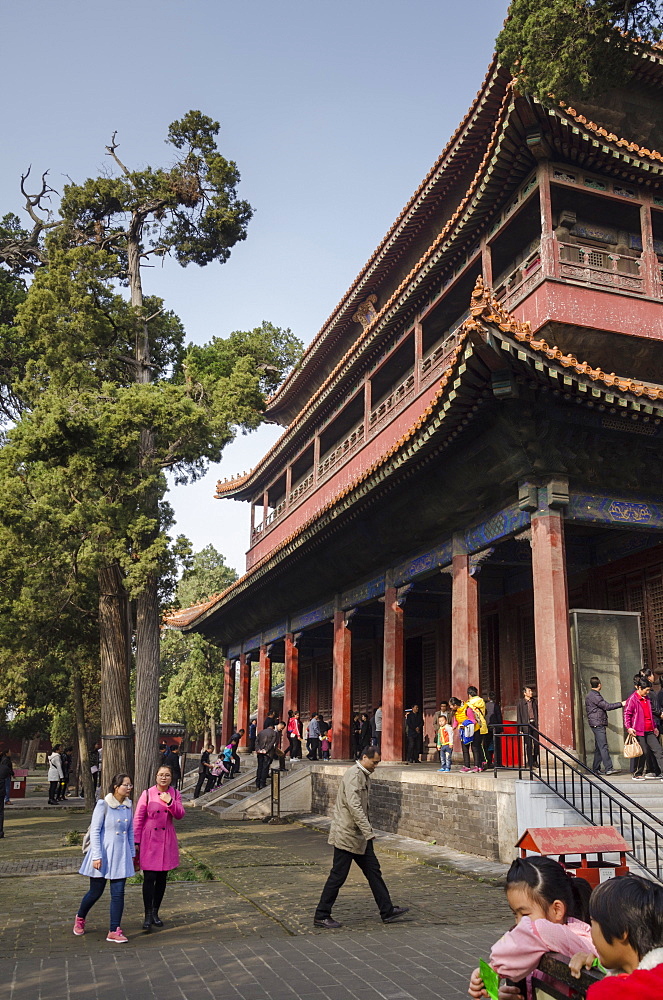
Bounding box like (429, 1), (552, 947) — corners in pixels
(61, 830), (84, 846)
(128, 852), (215, 884)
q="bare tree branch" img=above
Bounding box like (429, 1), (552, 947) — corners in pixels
(105, 132), (131, 177)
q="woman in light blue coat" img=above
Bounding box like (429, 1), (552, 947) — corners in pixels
(73, 772), (135, 943)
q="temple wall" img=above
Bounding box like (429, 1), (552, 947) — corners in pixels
(310, 763), (517, 863)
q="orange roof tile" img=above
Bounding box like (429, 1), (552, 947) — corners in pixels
(214, 81), (515, 500)
(166, 279), (663, 631)
(265, 57), (504, 414)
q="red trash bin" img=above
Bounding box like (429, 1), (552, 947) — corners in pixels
(501, 720), (522, 768)
(10, 768), (28, 799)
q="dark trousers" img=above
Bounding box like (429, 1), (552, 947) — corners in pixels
(78, 876), (126, 931)
(406, 734), (420, 763)
(0, 795), (4, 836)
(288, 735), (302, 759)
(315, 840), (394, 921)
(591, 726), (613, 773)
(231, 749), (240, 775)
(256, 753), (271, 789)
(142, 869), (168, 914)
(194, 771), (213, 798)
(57, 775), (69, 799)
(460, 741), (471, 768)
(634, 732), (663, 777)
(472, 733), (489, 769)
(308, 738), (321, 760)
(48, 780), (59, 801)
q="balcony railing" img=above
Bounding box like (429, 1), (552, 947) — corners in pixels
(317, 421), (365, 478)
(494, 245), (542, 309)
(369, 372), (416, 430)
(420, 316), (468, 388)
(558, 240), (644, 294)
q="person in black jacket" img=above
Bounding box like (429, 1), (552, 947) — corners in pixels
(516, 686), (539, 768)
(405, 705), (423, 763)
(255, 722), (285, 789)
(194, 744), (214, 797)
(0, 753), (12, 837)
(162, 745), (181, 788)
(585, 676), (625, 775)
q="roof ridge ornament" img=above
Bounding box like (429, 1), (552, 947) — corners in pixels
(352, 294), (378, 330)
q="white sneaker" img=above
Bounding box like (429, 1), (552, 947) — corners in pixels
(632, 774), (646, 781)
(644, 773), (659, 779)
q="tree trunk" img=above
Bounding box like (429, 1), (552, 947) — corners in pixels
(21, 736), (40, 769)
(209, 712), (217, 751)
(72, 665), (95, 810)
(99, 562), (134, 786)
(134, 569), (161, 800)
(127, 214), (162, 803)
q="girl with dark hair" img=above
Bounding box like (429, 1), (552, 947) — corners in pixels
(133, 763), (185, 930)
(569, 874), (663, 997)
(74, 773), (135, 943)
(468, 856), (596, 999)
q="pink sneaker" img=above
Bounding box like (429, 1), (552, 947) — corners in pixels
(73, 916), (85, 936)
(461, 766), (471, 772)
(106, 927), (128, 943)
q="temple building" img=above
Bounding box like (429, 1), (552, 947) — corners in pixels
(166, 54), (663, 764)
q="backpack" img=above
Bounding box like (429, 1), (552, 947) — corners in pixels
(81, 800), (107, 854)
(459, 720), (475, 745)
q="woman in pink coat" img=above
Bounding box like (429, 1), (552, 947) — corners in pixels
(133, 763), (185, 931)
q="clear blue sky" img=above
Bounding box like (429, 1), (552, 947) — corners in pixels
(2, 0), (508, 575)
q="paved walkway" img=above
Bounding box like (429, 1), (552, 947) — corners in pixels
(1, 807), (512, 999)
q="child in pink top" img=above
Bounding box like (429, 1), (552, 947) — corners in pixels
(468, 856), (596, 1000)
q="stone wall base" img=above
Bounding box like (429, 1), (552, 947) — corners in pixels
(310, 763), (518, 863)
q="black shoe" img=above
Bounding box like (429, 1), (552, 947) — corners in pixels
(47, 799), (57, 805)
(314, 917), (341, 929)
(151, 910), (163, 927)
(142, 912), (152, 931)
(383, 906), (409, 924)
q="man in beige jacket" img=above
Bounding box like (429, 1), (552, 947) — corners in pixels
(313, 747), (408, 929)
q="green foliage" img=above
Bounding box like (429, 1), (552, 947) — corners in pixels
(496, 0), (662, 103)
(176, 544), (238, 607)
(0, 111), (303, 754)
(160, 544), (238, 733)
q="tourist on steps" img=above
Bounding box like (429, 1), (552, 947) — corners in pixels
(193, 744), (215, 798)
(313, 746), (408, 929)
(134, 763), (185, 931)
(516, 686), (539, 769)
(449, 697), (472, 771)
(255, 720), (285, 789)
(435, 713), (453, 772)
(467, 687), (489, 771)
(625, 677), (663, 781)
(585, 676), (624, 776)
(405, 704), (423, 764)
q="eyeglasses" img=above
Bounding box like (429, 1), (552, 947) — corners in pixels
(120, 783), (133, 788)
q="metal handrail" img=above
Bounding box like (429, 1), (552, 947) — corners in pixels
(533, 954), (603, 999)
(493, 723), (663, 881)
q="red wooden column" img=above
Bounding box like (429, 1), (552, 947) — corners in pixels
(257, 645), (272, 729)
(640, 200), (659, 297)
(332, 611), (352, 759)
(382, 586), (405, 762)
(531, 485), (575, 748)
(236, 653), (250, 749)
(284, 633), (299, 713)
(221, 657), (235, 745)
(451, 537), (479, 695)
(537, 161), (559, 278)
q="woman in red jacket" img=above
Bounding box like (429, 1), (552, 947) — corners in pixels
(133, 764), (185, 931)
